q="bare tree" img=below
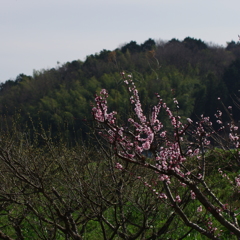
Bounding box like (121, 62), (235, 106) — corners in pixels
(0, 118), (191, 239)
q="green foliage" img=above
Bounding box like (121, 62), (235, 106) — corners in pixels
(0, 37), (239, 142)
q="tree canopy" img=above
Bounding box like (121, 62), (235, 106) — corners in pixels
(1, 37), (240, 141)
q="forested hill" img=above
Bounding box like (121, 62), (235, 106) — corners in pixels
(1, 37), (240, 140)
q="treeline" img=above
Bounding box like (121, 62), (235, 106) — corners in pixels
(1, 37), (240, 140)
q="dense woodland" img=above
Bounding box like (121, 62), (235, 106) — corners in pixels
(1, 37), (240, 139)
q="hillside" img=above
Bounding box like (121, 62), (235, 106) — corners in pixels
(1, 37), (240, 141)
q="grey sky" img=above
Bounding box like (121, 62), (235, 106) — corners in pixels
(1, 0), (239, 82)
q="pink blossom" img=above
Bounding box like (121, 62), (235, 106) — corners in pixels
(197, 173), (202, 179)
(173, 98), (178, 105)
(190, 190), (196, 200)
(158, 193), (168, 199)
(142, 141), (151, 150)
(197, 205), (202, 212)
(193, 148), (200, 155)
(235, 176), (240, 187)
(160, 131), (166, 138)
(115, 163), (123, 170)
(187, 118), (193, 124)
(175, 195), (181, 203)
(100, 89), (107, 95)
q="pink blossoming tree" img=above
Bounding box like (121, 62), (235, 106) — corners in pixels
(92, 72), (240, 239)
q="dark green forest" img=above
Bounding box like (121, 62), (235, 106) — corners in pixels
(1, 37), (240, 140)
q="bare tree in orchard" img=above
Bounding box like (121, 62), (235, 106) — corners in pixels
(0, 119), (185, 239)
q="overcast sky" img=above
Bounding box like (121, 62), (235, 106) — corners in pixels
(1, 0), (240, 82)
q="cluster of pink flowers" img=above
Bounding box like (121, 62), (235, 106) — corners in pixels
(235, 175), (240, 187)
(115, 162), (123, 170)
(190, 190), (196, 200)
(92, 73), (165, 159)
(197, 205), (203, 212)
(229, 122), (239, 148)
(175, 195), (181, 203)
(92, 89), (117, 124)
(192, 115), (212, 147)
(92, 73), (197, 178)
